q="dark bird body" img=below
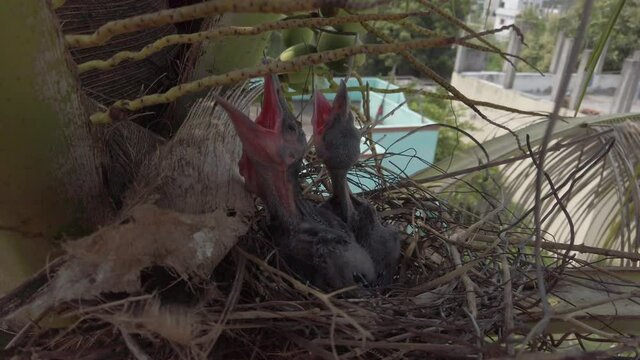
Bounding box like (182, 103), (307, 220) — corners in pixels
(312, 82), (401, 286)
(215, 75), (375, 291)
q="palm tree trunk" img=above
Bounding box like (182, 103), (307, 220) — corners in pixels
(0, 0), (110, 294)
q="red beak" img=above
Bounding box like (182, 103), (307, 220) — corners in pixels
(312, 89), (332, 138)
(312, 80), (350, 142)
(214, 74), (288, 192)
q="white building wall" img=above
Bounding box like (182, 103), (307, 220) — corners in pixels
(493, 0), (544, 28)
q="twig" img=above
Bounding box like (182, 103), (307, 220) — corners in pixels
(526, 134), (576, 272)
(120, 328), (152, 360)
(449, 245), (477, 318)
(78, 12), (427, 73)
(553, 290), (640, 318)
(202, 254), (246, 355)
(471, 235), (640, 262)
(4, 305), (53, 350)
(525, 1), (595, 353)
(312, 339), (477, 356)
(65, 0), (387, 48)
(500, 253), (515, 356)
(236, 247), (373, 341)
(0, 256), (65, 319)
(412, 204), (505, 293)
(359, 20), (525, 151)
(416, 0), (525, 65)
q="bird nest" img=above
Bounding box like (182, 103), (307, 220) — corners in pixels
(2, 1), (639, 359)
(5, 151), (633, 360)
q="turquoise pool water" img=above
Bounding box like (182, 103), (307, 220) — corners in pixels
(308, 77), (440, 192)
(256, 76), (440, 192)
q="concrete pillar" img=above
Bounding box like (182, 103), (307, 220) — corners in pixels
(502, 29), (522, 89)
(453, 44), (467, 73)
(594, 38), (610, 75)
(569, 49), (593, 110)
(610, 51), (640, 113)
(549, 31), (566, 74)
(592, 38), (610, 88)
(551, 37), (574, 100)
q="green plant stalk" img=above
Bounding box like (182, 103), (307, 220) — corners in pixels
(0, 1), (104, 294)
(172, 12), (283, 121)
(92, 25), (515, 123)
(78, 12), (424, 73)
(193, 13), (285, 77)
(91, 35), (458, 123)
(573, 0), (626, 116)
(64, 0), (384, 48)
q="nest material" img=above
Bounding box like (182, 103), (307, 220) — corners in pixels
(3, 148), (630, 359)
(3, 105), (640, 359)
(2, 75), (638, 360)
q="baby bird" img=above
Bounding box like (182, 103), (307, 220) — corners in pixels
(214, 74), (376, 291)
(312, 81), (401, 286)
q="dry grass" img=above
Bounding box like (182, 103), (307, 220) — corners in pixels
(3, 156), (638, 359)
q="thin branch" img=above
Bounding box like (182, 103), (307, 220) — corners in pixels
(371, 87), (548, 117)
(500, 253), (515, 356)
(91, 28), (509, 123)
(78, 12), (428, 73)
(470, 235), (640, 262)
(525, 0), (594, 352)
(526, 134), (576, 272)
(360, 20), (525, 150)
(65, 0), (387, 48)
(416, 0), (525, 66)
(449, 245), (477, 318)
(236, 247), (373, 341)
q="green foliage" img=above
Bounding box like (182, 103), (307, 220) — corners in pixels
(408, 90), (521, 222)
(562, 0), (639, 71)
(485, 48), (506, 71)
(360, 0), (471, 78)
(408, 89), (475, 163)
(487, 0), (638, 73)
(516, 8), (560, 72)
(408, 91), (498, 221)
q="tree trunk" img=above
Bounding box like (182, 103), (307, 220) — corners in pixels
(0, 0), (110, 294)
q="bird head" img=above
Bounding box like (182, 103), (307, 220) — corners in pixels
(215, 74), (306, 199)
(311, 80), (361, 171)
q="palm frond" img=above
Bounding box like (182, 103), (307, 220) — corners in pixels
(416, 113), (640, 263)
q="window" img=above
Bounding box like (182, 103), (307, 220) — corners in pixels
(499, 1), (505, 7)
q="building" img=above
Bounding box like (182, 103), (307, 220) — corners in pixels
(493, 0), (544, 28)
(477, 0), (570, 30)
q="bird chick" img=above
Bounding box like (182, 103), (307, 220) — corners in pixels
(214, 74), (376, 292)
(312, 81), (401, 286)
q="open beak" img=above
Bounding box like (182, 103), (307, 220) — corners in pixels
(312, 89), (332, 139)
(332, 80), (350, 120)
(312, 80), (350, 142)
(214, 74), (287, 167)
